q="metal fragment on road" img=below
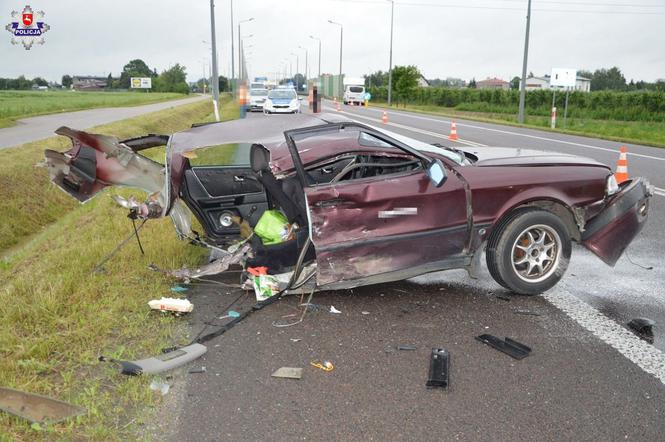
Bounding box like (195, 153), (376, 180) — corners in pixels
(271, 367), (303, 379)
(425, 348), (450, 389)
(398, 344), (417, 351)
(475, 334), (532, 360)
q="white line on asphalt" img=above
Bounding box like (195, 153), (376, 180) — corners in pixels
(325, 106), (487, 148)
(340, 103), (665, 163)
(544, 290), (665, 385)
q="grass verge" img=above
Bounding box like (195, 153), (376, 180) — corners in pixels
(369, 101), (665, 148)
(0, 97), (220, 252)
(0, 96), (239, 440)
(0, 91), (188, 128)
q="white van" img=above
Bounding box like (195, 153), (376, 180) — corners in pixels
(343, 77), (366, 105)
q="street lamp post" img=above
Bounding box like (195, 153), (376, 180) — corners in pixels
(238, 18), (254, 84)
(299, 45), (308, 87)
(241, 41), (253, 80)
(291, 52), (299, 91)
(309, 35), (321, 78)
(518, 0), (532, 124)
(328, 20), (343, 99)
(208, 0), (220, 121)
(230, 0), (234, 93)
(387, 0), (394, 106)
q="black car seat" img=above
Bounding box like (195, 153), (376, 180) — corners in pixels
(250, 143), (305, 226)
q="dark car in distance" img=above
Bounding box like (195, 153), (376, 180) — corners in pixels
(44, 113), (652, 295)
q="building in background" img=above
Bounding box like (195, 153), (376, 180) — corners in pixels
(521, 75), (591, 92)
(476, 77), (510, 90)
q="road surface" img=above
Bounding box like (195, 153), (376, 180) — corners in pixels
(142, 108), (665, 441)
(0, 94), (208, 149)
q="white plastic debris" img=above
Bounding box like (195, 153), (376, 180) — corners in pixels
(361, 311), (370, 315)
(149, 379), (170, 396)
(330, 306), (342, 314)
(148, 297), (193, 313)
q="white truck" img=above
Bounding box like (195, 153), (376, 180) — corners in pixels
(342, 77), (366, 105)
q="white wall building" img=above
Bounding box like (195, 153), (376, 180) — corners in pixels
(521, 75), (591, 92)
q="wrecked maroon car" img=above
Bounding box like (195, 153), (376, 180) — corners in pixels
(44, 113), (653, 295)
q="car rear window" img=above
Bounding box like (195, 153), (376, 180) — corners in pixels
(349, 86), (364, 93)
(186, 143), (251, 167)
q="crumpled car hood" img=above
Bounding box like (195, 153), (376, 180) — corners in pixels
(465, 146), (607, 168)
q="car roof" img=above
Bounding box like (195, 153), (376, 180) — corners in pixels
(170, 113), (351, 154)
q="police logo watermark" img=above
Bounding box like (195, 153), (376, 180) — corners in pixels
(5, 5), (50, 50)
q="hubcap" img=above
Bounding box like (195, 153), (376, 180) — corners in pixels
(511, 224), (561, 283)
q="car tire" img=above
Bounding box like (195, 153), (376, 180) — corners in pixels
(486, 209), (571, 295)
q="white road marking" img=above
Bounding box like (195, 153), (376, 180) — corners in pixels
(325, 105), (487, 148)
(544, 290), (665, 385)
(334, 102), (665, 163)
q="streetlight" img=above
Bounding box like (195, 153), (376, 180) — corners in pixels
(291, 51), (299, 91)
(230, 0), (234, 92)
(298, 45), (308, 86)
(207, 1), (220, 121)
(309, 35), (321, 78)
(238, 17), (254, 84)
(518, 0), (532, 124)
(387, 0), (395, 106)
(328, 20), (343, 99)
(239, 34), (253, 81)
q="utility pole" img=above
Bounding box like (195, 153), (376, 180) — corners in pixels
(517, 0), (532, 124)
(238, 18), (254, 85)
(230, 0), (234, 94)
(328, 20), (343, 99)
(387, 0), (394, 106)
(299, 45), (308, 86)
(310, 35), (321, 78)
(209, 0), (220, 121)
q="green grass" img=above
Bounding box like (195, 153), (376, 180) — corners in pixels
(0, 95), (239, 440)
(0, 90), (188, 128)
(371, 101), (665, 148)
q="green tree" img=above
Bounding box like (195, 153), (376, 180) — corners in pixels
(364, 70), (389, 88)
(106, 73), (113, 89)
(119, 59), (154, 89)
(32, 77), (48, 86)
(468, 78), (477, 89)
(510, 76), (520, 90)
(61, 74), (73, 88)
(590, 67), (626, 91)
(391, 65), (420, 106)
(154, 64), (189, 94)
(218, 75), (229, 92)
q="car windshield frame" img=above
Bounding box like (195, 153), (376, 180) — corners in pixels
(268, 89), (297, 99)
(349, 86), (364, 93)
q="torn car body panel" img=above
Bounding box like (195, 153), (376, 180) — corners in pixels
(44, 114), (652, 294)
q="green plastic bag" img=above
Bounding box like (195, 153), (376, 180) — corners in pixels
(254, 210), (289, 245)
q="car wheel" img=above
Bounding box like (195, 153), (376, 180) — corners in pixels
(486, 209), (571, 295)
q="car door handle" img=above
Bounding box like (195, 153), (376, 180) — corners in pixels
(233, 175), (245, 182)
(321, 167), (334, 174)
(314, 198), (346, 208)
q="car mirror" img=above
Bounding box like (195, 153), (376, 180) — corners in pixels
(426, 159), (446, 187)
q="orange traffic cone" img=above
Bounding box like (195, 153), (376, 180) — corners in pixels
(615, 146), (629, 183)
(448, 121), (458, 141)
(382, 111), (388, 124)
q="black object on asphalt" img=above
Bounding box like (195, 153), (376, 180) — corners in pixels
(475, 334), (532, 360)
(425, 348), (450, 389)
(627, 317), (655, 344)
(398, 344), (417, 351)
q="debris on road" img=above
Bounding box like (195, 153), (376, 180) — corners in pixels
(99, 343), (208, 375)
(290, 338), (302, 342)
(627, 317), (655, 343)
(149, 379), (170, 396)
(148, 297), (194, 314)
(170, 286), (188, 293)
(495, 295), (511, 302)
(218, 310), (241, 320)
(155, 244), (251, 280)
(310, 360), (334, 372)
(188, 367), (207, 374)
(398, 344), (417, 351)
(271, 367), (303, 379)
(425, 348), (450, 389)
(0, 387), (85, 424)
(475, 334), (532, 360)
(330, 306), (342, 314)
(361, 311), (370, 315)
(247, 267), (279, 301)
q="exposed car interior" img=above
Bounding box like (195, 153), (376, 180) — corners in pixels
(179, 129), (423, 274)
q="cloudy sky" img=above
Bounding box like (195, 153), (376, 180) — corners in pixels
(2, 0), (664, 84)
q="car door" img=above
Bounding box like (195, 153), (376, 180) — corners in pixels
(285, 124), (470, 287)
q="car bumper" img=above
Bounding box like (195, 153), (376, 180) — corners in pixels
(265, 107), (299, 113)
(249, 103), (264, 110)
(581, 177), (653, 266)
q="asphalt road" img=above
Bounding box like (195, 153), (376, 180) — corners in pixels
(143, 107), (665, 441)
(0, 94), (207, 149)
